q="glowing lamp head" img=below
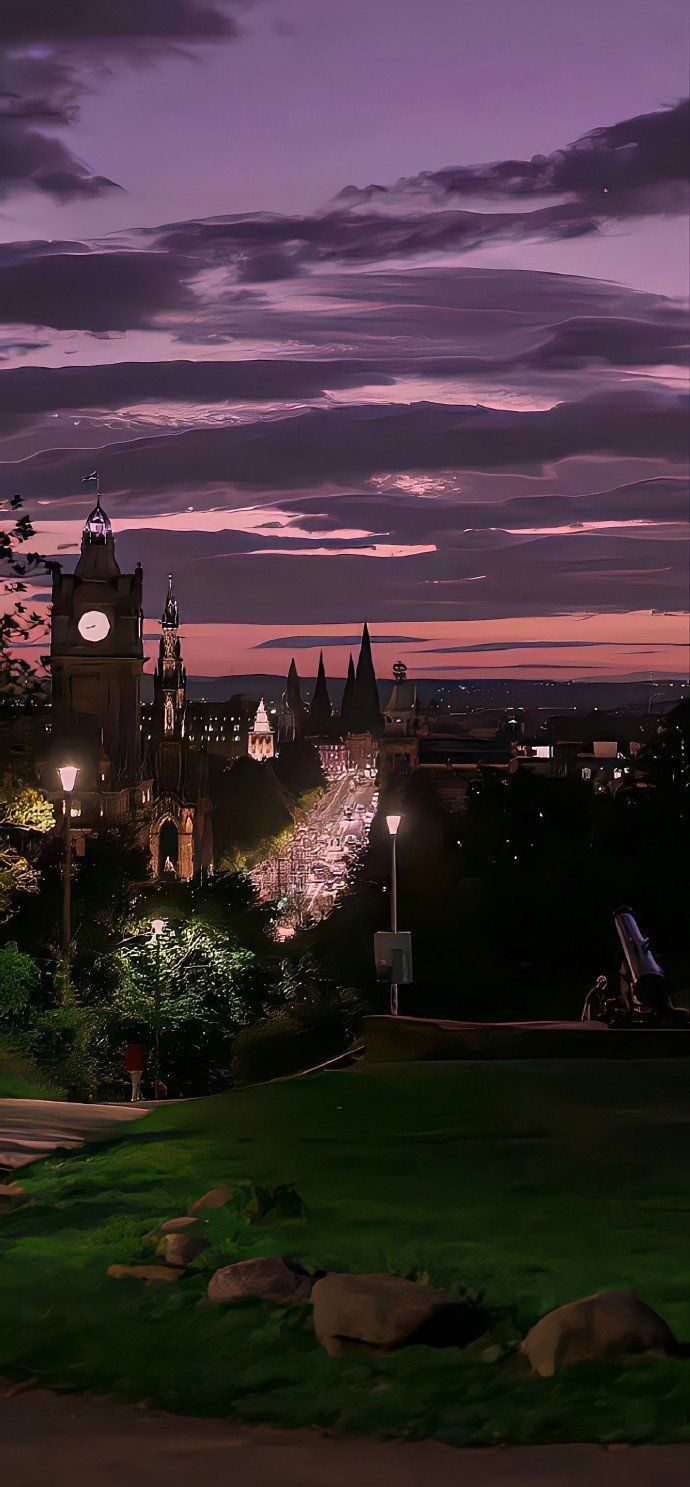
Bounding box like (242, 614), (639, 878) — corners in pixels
(386, 813), (402, 837)
(150, 919), (166, 938)
(58, 764), (79, 794)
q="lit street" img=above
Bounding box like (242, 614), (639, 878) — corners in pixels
(252, 769), (378, 934)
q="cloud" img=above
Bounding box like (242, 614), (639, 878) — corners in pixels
(0, 249), (197, 330)
(0, 53), (122, 200)
(4, 387), (681, 497)
(139, 101), (690, 283)
(0, 2), (244, 201)
(338, 99), (690, 222)
(0, 358), (393, 428)
(423, 639), (687, 654)
(253, 633), (423, 649)
(0, 1), (242, 44)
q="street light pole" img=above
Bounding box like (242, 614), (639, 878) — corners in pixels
(57, 765), (79, 974)
(386, 813), (401, 1016)
(150, 919), (166, 1098)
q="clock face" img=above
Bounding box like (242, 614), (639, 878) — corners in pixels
(78, 609), (111, 643)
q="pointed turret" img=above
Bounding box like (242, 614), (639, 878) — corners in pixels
(308, 651), (332, 737)
(339, 653), (356, 735)
(352, 622), (383, 733)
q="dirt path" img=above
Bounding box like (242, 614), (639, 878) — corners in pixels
(0, 1098), (148, 1178)
(1, 1390), (688, 1487)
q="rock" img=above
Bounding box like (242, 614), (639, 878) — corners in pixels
(311, 1272), (473, 1353)
(188, 1186), (234, 1215)
(157, 1232), (210, 1268)
(521, 1290), (676, 1377)
(107, 1264), (181, 1284)
(160, 1216), (202, 1235)
(0, 1183), (25, 1204)
(208, 1255), (312, 1305)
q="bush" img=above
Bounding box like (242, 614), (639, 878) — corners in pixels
(232, 958), (362, 1084)
(0, 941), (40, 1019)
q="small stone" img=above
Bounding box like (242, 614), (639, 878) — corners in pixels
(157, 1232), (210, 1268)
(160, 1216), (202, 1235)
(521, 1290), (676, 1377)
(107, 1264), (181, 1283)
(188, 1186), (234, 1214)
(208, 1255), (312, 1305)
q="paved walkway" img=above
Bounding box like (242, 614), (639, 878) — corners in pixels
(0, 1098), (147, 1179)
(1, 1389), (688, 1487)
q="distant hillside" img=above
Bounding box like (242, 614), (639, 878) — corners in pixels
(142, 674), (687, 713)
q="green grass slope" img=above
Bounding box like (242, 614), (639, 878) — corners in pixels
(0, 1043), (64, 1099)
(1, 1060), (689, 1443)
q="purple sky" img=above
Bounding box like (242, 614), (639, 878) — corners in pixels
(1, 0), (687, 681)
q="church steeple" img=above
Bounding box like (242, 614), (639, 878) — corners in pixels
(351, 622), (383, 733)
(154, 574), (186, 740)
(339, 652), (356, 734)
(308, 651), (332, 737)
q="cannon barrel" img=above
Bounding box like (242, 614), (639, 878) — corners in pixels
(614, 906), (664, 987)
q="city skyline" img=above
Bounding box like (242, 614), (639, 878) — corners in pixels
(1, 0), (687, 682)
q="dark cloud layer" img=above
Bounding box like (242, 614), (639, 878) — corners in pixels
(0, 2), (243, 201)
(5, 389), (680, 498)
(339, 99), (690, 222)
(140, 101), (690, 282)
(0, 359), (392, 427)
(0, 1), (242, 43)
(0, 250), (196, 330)
(101, 526), (686, 628)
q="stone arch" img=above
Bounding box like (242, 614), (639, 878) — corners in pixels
(150, 795), (195, 881)
(158, 817), (179, 876)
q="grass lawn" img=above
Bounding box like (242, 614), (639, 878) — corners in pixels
(1, 1058), (689, 1444)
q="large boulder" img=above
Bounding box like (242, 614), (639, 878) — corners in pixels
(158, 1232), (210, 1268)
(208, 1255), (312, 1305)
(311, 1272), (473, 1354)
(188, 1186), (234, 1214)
(521, 1290), (676, 1377)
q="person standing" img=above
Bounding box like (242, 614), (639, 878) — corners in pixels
(124, 1040), (146, 1101)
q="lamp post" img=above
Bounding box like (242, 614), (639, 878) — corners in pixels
(57, 764), (79, 962)
(150, 918), (166, 1098)
(386, 813), (401, 1015)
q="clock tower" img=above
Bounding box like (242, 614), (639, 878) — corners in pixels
(49, 482), (144, 796)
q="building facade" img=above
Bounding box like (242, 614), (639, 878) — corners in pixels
(248, 699), (276, 761)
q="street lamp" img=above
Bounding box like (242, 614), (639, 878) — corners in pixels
(386, 813), (401, 1014)
(150, 918), (166, 1098)
(57, 764), (79, 959)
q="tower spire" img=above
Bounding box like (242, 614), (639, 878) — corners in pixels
(308, 650), (332, 737)
(339, 652), (356, 734)
(352, 622), (382, 733)
(154, 574), (186, 740)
